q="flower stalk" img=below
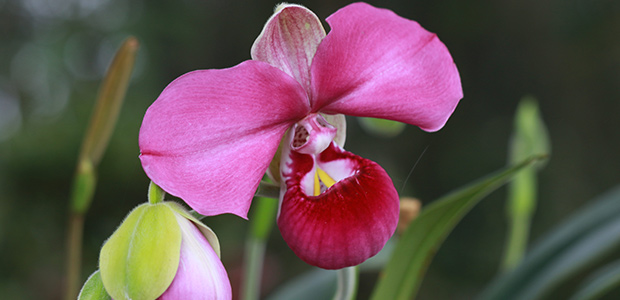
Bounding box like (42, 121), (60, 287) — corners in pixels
(64, 36), (138, 300)
(502, 97), (550, 271)
(333, 267), (358, 300)
(148, 181), (166, 204)
(241, 197), (278, 300)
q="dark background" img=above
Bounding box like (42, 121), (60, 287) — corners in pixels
(0, 0), (618, 299)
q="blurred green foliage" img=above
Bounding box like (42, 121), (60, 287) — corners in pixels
(0, 0), (619, 299)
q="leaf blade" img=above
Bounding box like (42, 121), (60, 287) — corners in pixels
(480, 186), (620, 300)
(371, 156), (543, 300)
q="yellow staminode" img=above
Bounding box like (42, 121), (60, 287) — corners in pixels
(313, 168), (336, 196)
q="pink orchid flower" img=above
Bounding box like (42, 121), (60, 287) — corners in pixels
(139, 2), (462, 269)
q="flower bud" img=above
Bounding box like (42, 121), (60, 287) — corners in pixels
(98, 201), (231, 300)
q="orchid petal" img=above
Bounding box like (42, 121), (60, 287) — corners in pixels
(139, 60), (309, 218)
(160, 214), (231, 299)
(251, 3), (326, 96)
(278, 143), (399, 269)
(310, 2), (463, 132)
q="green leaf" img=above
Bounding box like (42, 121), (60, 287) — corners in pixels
(479, 186), (620, 300)
(99, 203), (182, 300)
(570, 260), (620, 300)
(370, 156), (543, 300)
(78, 270), (111, 300)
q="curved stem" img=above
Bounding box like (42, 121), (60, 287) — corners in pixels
(333, 267), (358, 300)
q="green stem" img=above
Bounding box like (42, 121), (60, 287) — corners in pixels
(188, 181), (279, 299)
(148, 181), (165, 204)
(64, 37), (138, 300)
(242, 237), (267, 300)
(64, 161), (96, 300)
(501, 167), (536, 271)
(333, 267), (358, 300)
(502, 214), (531, 270)
(241, 197), (278, 300)
(65, 213), (84, 300)
(255, 181), (280, 199)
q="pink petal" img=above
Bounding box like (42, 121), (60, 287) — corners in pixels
(251, 3), (326, 96)
(278, 143), (399, 269)
(310, 2), (463, 132)
(160, 215), (231, 299)
(139, 60), (309, 218)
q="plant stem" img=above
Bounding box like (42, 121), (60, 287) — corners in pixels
(63, 37), (138, 300)
(148, 181), (165, 204)
(241, 197), (278, 300)
(65, 213), (84, 300)
(333, 267), (358, 300)
(503, 213), (531, 270)
(255, 181), (280, 199)
(242, 237), (267, 300)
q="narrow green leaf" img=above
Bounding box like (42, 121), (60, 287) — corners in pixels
(99, 203), (182, 300)
(570, 260), (620, 300)
(78, 270), (111, 300)
(503, 96), (550, 270)
(370, 156), (543, 300)
(479, 186), (620, 300)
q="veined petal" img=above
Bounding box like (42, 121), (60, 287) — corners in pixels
(251, 3), (326, 96)
(139, 60), (309, 218)
(278, 143), (399, 269)
(160, 214), (231, 299)
(310, 2), (463, 132)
